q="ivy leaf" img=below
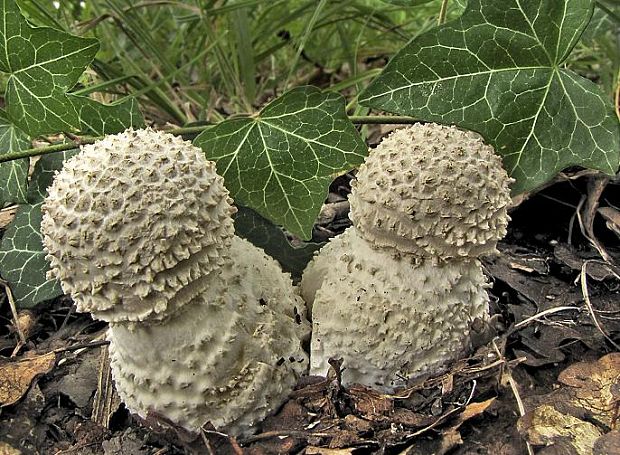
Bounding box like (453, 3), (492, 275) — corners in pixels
(0, 149), (79, 307)
(234, 206), (323, 280)
(74, 96), (144, 136)
(0, 0), (142, 136)
(27, 149), (79, 203)
(0, 110), (30, 207)
(0, 0), (97, 134)
(360, 0), (620, 194)
(194, 86), (367, 239)
(0, 202), (62, 307)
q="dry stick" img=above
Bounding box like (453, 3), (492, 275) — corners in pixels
(402, 380), (477, 441)
(239, 430), (336, 445)
(576, 192), (614, 263)
(438, 0), (450, 25)
(53, 338), (110, 354)
(512, 306), (582, 331)
(579, 261), (620, 351)
(0, 278), (26, 348)
(491, 340), (535, 455)
(201, 429), (243, 455)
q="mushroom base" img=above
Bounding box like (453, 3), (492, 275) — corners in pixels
(107, 237), (310, 436)
(302, 228), (489, 391)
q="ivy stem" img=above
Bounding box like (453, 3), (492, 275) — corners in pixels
(438, 0), (449, 25)
(348, 115), (418, 124)
(0, 116), (420, 164)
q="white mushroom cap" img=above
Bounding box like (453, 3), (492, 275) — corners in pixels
(41, 128), (236, 322)
(349, 123), (513, 261)
(108, 236), (309, 435)
(301, 228), (489, 391)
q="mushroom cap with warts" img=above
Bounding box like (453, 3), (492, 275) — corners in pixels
(349, 123), (513, 261)
(41, 128), (235, 322)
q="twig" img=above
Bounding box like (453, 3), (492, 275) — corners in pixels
(491, 340), (535, 455)
(403, 380), (477, 440)
(53, 339), (110, 354)
(579, 261), (620, 351)
(576, 192), (614, 263)
(438, 0), (450, 25)
(0, 278), (26, 347)
(239, 429), (335, 445)
(200, 429), (243, 455)
(512, 306), (582, 331)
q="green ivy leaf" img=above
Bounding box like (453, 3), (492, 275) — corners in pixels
(74, 96), (144, 136)
(194, 86), (367, 239)
(27, 149), (79, 203)
(0, 0), (97, 134)
(0, 0), (142, 136)
(360, 0), (620, 193)
(0, 110), (30, 207)
(0, 149), (79, 307)
(234, 206), (323, 281)
(0, 202), (62, 307)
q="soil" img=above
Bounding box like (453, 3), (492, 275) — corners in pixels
(0, 173), (619, 455)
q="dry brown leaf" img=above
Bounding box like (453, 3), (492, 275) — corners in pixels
(598, 207), (620, 238)
(0, 206), (17, 230)
(347, 384), (393, 419)
(0, 442), (22, 455)
(453, 397), (496, 428)
(557, 353), (620, 428)
(519, 404), (601, 455)
(11, 311), (37, 341)
(437, 428), (463, 455)
(431, 398), (497, 454)
(0, 352), (56, 407)
(518, 354), (620, 455)
(441, 374), (454, 394)
(391, 408), (434, 428)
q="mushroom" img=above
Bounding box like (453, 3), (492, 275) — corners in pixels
(41, 128), (309, 435)
(301, 123), (513, 391)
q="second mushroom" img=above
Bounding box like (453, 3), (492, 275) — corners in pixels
(301, 123), (513, 391)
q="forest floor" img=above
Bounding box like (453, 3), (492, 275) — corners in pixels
(0, 167), (619, 455)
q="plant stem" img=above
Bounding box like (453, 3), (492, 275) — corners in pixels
(438, 0), (449, 25)
(349, 115), (418, 124)
(0, 116), (419, 163)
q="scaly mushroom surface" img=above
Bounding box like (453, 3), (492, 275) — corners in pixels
(349, 123), (512, 261)
(301, 123), (512, 390)
(41, 128), (309, 435)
